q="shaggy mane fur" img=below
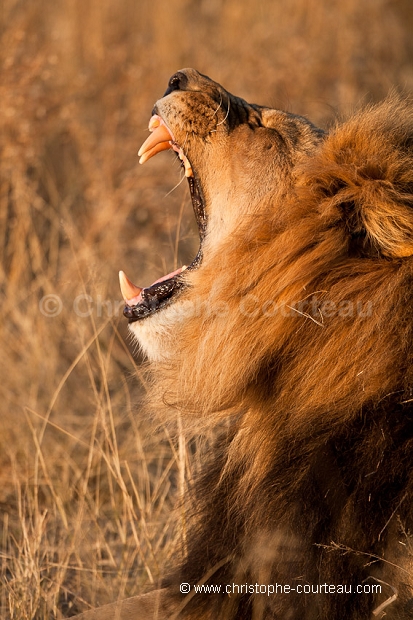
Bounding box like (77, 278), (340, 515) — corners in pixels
(144, 95), (413, 619)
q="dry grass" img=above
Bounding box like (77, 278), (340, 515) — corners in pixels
(0, 0), (412, 617)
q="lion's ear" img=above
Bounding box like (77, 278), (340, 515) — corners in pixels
(309, 161), (413, 259)
(306, 98), (413, 259)
(359, 195), (413, 258)
(339, 174), (413, 258)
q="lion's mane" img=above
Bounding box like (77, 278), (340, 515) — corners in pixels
(150, 97), (413, 619)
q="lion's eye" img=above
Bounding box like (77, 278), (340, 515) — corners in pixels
(169, 75), (180, 89)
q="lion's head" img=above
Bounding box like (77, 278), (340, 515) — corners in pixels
(120, 68), (324, 362)
(121, 69), (413, 428)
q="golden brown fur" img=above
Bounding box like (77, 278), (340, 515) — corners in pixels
(73, 71), (413, 619)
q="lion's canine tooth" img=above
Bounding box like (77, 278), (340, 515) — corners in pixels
(119, 270), (142, 302)
(139, 142), (171, 165)
(181, 265), (187, 271)
(138, 123), (173, 162)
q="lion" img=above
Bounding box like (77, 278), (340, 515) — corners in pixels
(72, 69), (413, 619)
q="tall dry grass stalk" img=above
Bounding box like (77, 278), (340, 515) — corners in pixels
(0, 0), (412, 617)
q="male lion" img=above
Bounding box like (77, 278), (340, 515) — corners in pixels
(73, 70), (413, 619)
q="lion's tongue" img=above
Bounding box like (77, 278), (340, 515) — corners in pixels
(119, 267), (185, 305)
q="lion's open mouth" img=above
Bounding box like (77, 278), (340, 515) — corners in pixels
(120, 114), (206, 322)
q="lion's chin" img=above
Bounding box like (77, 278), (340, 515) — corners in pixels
(128, 297), (192, 362)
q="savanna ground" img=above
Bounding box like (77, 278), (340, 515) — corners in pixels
(1, 0), (413, 617)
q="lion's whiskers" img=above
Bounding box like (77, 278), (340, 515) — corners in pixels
(164, 173), (186, 199)
(212, 93), (223, 117)
(216, 96), (230, 126)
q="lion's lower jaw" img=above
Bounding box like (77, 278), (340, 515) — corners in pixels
(128, 298), (190, 362)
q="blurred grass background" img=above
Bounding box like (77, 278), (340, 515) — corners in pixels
(0, 0), (412, 617)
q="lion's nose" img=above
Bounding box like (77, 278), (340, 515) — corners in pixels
(163, 71), (189, 96)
